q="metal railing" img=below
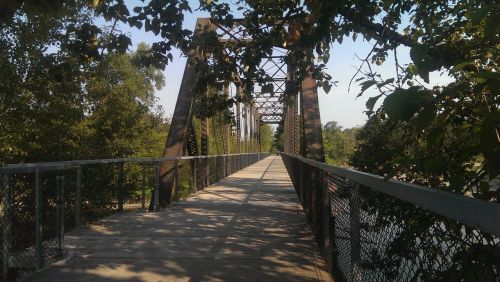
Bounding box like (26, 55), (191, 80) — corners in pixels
(0, 152), (269, 281)
(281, 153), (499, 282)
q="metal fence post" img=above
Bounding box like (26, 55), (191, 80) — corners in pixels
(75, 165), (82, 226)
(2, 175), (12, 278)
(206, 157), (210, 186)
(215, 156), (219, 181)
(192, 159), (197, 193)
(117, 162), (124, 212)
(174, 160), (180, 201)
(328, 200), (341, 279)
(56, 175), (65, 256)
(141, 163), (146, 211)
(223, 155), (227, 178)
(153, 162), (160, 211)
(350, 182), (362, 282)
(35, 169), (43, 270)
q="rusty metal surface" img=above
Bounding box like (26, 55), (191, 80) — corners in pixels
(300, 72), (325, 162)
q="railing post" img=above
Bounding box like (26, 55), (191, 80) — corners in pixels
(2, 175), (12, 278)
(153, 162), (160, 211)
(117, 162), (124, 212)
(215, 156), (219, 182)
(75, 165), (82, 226)
(56, 175), (65, 256)
(328, 199), (340, 279)
(350, 182), (361, 282)
(224, 155), (228, 178)
(206, 157), (210, 186)
(192, 159), (197, 193)
(141, 163), (146, 211)
(35, 169), (43, 270)
(174, 160), (180, 201)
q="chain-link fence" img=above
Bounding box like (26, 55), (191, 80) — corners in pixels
(281, 153), (499, 282)
(0, 152), (269, 281)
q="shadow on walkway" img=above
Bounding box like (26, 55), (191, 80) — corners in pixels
(26, 156), (331, 282)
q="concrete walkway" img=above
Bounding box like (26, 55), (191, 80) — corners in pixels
(27, 156), (331, 281)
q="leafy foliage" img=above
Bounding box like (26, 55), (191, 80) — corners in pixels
(323, 121), (358, 167)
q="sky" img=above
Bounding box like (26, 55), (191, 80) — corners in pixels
(105, 0), (453, 129)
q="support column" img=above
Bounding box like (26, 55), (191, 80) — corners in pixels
(201, 116), (209, 187)
(242, 105), (248, 153)
(300, 69), (325, 162)
(284, 92), (299, 155)
(235, 102), (241, 153)
(158, 18), (214, 208)
(249, 107), (255, 152)
(287, 21), (325, 161)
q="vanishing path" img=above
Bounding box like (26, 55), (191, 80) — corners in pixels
(28, 156), (331, 281)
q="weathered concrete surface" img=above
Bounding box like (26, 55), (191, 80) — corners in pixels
(27, 156), (331, 281)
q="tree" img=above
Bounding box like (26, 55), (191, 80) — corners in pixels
(82, 43), (165, 158)
(0, 1), (91, 164)
(259, 124), (273, 152)
(4, 2), (497, 185)
(272, 122), (284, 152)
(323, 121), (358, 166)
(193, 0), (499, 196)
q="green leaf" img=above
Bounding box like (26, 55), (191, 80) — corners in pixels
(366, 94), (382, 111)
(423, 157), (447, 173)
(357, 80), (376, 97)
(480, 112), (500, 178)
(410, 45), (431, 83)
(415, 105), (435, 129)
(480, 112), (500, 150)
(473, 71), (500, 81)
(377, 78), (394, 88)
(261, 83), (273, 94)
(323, 83), (332, 94)
(382, 87), (430, 121)
(410, 44), (429, 64)
(427, 128), (444, 147)
(407, 64), (418, 75)
(467, 6), (490, 25)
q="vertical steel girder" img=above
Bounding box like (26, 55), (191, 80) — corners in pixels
(235, 102), (241, 153)
(284, 93), (299, 155)
(287, 21), (325, 162)
(200, 116), (209, 187)
(159, 18), (213, 207)
(242, 105), (248, 153)
(300, 70), (325, 162)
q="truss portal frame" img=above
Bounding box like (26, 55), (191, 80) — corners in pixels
(157, 18), (325, 208)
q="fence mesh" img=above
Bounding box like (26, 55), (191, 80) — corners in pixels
(281, 154), (499, 282)
(1, 153), (269, 281)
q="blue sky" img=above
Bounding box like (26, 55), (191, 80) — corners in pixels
(104, 0), (452, 128)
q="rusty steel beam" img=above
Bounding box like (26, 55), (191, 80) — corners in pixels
(158, 18), (214, 208)
(300, 68), (325, 162)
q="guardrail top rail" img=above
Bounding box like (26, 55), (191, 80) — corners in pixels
(281, 153), (500, 236)
(0, 153), (262, 174)
(280, 152), (499, 282)
(1, 152), (269, 281)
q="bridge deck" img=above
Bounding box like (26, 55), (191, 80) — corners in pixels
(28, 156), (331, 281)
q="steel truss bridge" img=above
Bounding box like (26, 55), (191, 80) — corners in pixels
(0, 18), (498, 282)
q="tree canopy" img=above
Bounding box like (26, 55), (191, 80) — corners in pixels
(1, 0), (498, 198)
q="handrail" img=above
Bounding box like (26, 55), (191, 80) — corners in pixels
(280, 152), (500, 236)
(0, 152), (265, 174)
